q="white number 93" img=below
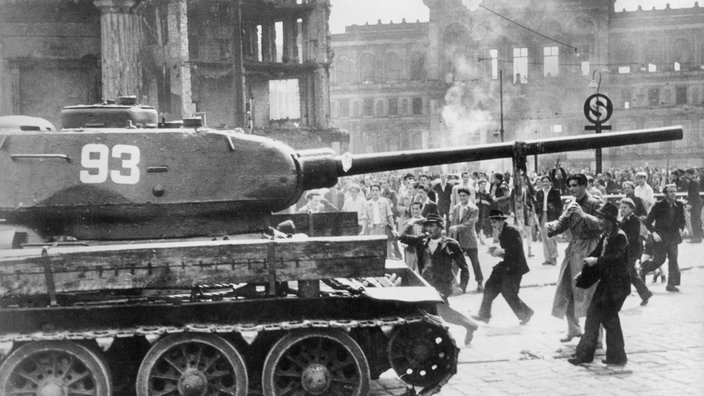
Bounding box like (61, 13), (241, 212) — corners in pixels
(80, 143), (140, 184)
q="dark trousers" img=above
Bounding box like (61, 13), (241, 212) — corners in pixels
(575, 295), (626, 363)
(478, 268), (532, 320)
(640, 238), (680, 287)
(465, 247), (483, 283)
(627, 255), (650, 298)
(691, 203), (703, 241)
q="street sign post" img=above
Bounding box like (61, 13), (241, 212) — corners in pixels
(584, 93), (613, 173)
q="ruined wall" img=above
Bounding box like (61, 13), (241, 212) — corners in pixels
(0, 1), (101, 125)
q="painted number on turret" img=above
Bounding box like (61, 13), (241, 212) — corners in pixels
(80, 144), (141, 184)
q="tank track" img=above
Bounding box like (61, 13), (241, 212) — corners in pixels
(0, 314), (427, 346)
(0, 309), (457, 396)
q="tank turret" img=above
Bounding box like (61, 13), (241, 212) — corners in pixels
(0, 101), (683, 242)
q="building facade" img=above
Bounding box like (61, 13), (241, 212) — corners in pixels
(0, 0), (348, 150)
(330, 0), (704, 170)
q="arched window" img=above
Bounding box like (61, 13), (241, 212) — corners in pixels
(644, 39), (662, 67)
(360, 53), (376, 83)
(410, 51), (426, 80)
(672, 38), (692, 70)
(375, 99), (385, 116)
(384, 52), (402, 81)
(333, 55), (355, 84)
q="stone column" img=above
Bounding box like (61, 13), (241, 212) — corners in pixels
(166, 0), (195, 117)
(303, 0), (331, 128)
(93, 0), (142, 100)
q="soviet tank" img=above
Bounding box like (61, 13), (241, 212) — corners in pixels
(0, 98), (683, 395)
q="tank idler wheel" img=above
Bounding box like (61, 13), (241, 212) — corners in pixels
(0, 340), (112, 396)
(387, 321), (457, 388)
(136, 333), (248, 396)
(262, 329), (370, 396)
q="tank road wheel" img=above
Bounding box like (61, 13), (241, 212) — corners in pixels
(136, 333), (248, 396)
(262, 329), (370, 396)
(387, 322), (458, 388)
(0, 341), (112, 396)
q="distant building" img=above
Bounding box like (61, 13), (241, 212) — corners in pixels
(330, 0), (704, 170)
(0, 0), (348, 151)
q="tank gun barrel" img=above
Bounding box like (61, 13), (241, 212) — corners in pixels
(338, 126), (681, 177)
(297, 126), (682, 191)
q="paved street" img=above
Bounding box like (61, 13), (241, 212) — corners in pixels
(371, 240), (704, 396)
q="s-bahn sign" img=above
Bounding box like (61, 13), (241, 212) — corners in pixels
(583, 93), (613, 124)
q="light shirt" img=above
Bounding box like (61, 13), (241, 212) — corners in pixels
(371, 199), (381, 224)
(635, 183), (655, 212)
(343, 195), (366, 224)
(428, 238), (441, 254)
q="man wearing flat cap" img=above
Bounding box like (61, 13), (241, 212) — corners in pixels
(546, 173), (602, 343)
(397, 214), (479, 345)
(568, 202), (630, 366)
(472, 210), (533, 325)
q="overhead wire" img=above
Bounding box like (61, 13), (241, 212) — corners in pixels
(477, 4), (578, 52)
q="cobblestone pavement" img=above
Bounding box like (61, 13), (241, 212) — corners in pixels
(371, 240), (704, 396)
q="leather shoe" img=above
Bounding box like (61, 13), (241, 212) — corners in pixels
(520, 310), (534, 325)
(567, 356), (592, 365)
(640, 290), (653, 306)
(476, 283), (484, 292)
(560, 333), (582, 343)
(602, 359), (627, 366)
(666, 286), (680, 292)
(471, 314), (490, 324)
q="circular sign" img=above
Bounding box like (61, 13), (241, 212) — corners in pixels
(583, 93), (613, 124)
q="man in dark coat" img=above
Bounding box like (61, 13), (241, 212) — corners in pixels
(640, 184), (686, 292)
(568, 202), (631, 366)
(535, 175), (562, 265)
(472, 210), (533, 325)
(549, 159), (567, 194)
(433, 173), (454, 221)
(417, 184), (439, 218)
(397, 214), (479, 345)
(685, 168), (702, 243)
(475, 178), (493, 243)
(618, 198), (652, 305)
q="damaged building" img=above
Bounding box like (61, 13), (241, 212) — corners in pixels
(0, 0), (347, 151)
(330, 0), (704, 168)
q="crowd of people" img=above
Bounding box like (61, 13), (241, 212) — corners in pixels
(285, 161), (703, 360)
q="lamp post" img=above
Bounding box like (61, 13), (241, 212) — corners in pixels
(499, 69), (504, 142)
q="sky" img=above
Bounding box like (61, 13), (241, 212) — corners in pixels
(329, 0), (699, 33)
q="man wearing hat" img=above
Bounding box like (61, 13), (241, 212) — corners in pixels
(546, 173), (602, 343)
(640, 184), (686, 292)
(472, 210), (533, 325)
(568, 202), (630, 366)
(618, 198), (653, 305)
(397, 213), (479, 345)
